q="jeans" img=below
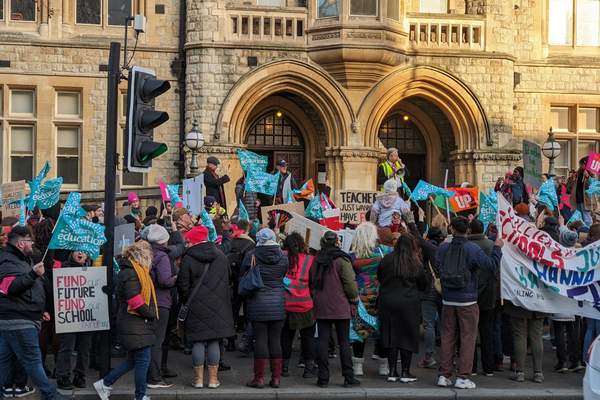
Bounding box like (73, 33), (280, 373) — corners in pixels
(584, 318), (600, 356)
(577, 203), (593, 226)
(103, 346), (151, 400)
(512, 317), (543, 373)
(421, 300), (438, 356)
(0, 328), (57, 400)
(55, 332), (92, 380)
(192, 340), (220, 367)
(148, 307), (170, 382)
(439, 304), (479, 379)
(316, 319), (353, 383)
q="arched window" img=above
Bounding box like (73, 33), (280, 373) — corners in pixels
(247, 111), (304, 150)
(378, 114), (426, 155)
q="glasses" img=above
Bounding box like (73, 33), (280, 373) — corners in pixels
(19, 239), (33, 243)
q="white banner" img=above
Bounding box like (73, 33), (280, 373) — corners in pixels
(53, 267), (110, 334)
(498, 195), (600, 318)
(182, 175), (205, 216)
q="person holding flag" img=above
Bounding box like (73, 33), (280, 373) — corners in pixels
(274, 160), (297, 205)
(235, 174), (259, 221)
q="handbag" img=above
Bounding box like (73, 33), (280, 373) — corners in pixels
(238, 255), (264, 297)
(427, 261), (443, 295)
(177, 262), (210, 323)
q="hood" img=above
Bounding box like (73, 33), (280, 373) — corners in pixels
(376, 192), (400, 209)
(254, 244), (285, 265)
(185, 241), (221, 263)
(468, 233), (487, 241)
(151, 242), (170, 254)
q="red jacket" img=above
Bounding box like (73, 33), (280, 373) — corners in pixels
(284, 254), (314, 313)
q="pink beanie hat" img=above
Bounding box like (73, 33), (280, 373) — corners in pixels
(127, 192), (139, 203)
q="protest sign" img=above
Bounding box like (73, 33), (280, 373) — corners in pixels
(0, 181), (27, 218)
(586, 152), (600, 175)
(337, 228), (356, 253)
(285, 212), (333, 250)
(53, 266), (110, 334)
(159, 179), (169, 202)
(523, 140), (543, 189)
(114, 223), (135, 256)
(448, 187), (479, 213)
(261, 202), (305, 226)
(498, 195), (600, 318)
(338, 190), (378, 225)
(183, 175), (205, 216)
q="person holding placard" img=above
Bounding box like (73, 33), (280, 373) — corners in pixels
(204, 157), (231, 210)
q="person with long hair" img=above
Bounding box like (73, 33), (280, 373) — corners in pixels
(311, 231), (360, 388)
(349, 222), (392, 377)
(281, 232), (316, 378)
(94, 241), (157, 400)
(377, 234), (429, 383)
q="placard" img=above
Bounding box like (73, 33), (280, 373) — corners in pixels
(183, 175), (205, 216)
(337, 190), (378, 225)
(0, 181), (27, 218)
(285, 212), (332, 250)
(53, 266), (110, 334)
(447, 187), (479, 213)
(523, 140), (543, 189)
(114, 223), (135, 256)
(586, 152), (600, 175)
(260, 201), (305, 226)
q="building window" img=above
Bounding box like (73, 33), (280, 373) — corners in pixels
(0, 0), (4, 20)
(549, 0), (600, 46)
(10, 126), (34, 182)
(10, 0), (35, 21)
(76, 0), (101, 24)
(247, 112), (304, 149)
(378, 115), (427, 155)
(555, 139), (572, 178)
(108, 0), (132, 25)
(57, 127), (80, 184)
(317, 0), (339, 18)
(387, 0), (399, 20)
(350, 0), (377, 16)
(10, 90), (34, 115)
(257, 0), (283, 6)
(420, 0), (447, 13)
(577, 0), (600, 46)
(56, 92), (81, 117)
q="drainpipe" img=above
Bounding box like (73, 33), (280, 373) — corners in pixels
(174, 0), (187, 180)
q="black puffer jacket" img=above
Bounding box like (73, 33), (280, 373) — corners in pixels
(178, 242), (234, 342)
(0, 244), (45, 322)
(115, 259), (157, 351)
(241, 245), (288, 322)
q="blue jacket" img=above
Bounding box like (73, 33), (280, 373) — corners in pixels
(435, 236), (501, 304)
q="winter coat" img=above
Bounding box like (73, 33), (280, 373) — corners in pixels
(235, 178), (259, 221)
(468, 234), (498, 311)
(275, 172), (298, 202)
(0, 244), (46, 322)
(150, 244), (177, 309)
(178, 241), (234, 342)
(370, 192), (410, 227)
(311, 253), (358, 320)
(510, 175), (529, 206)
(203, 168), (231, 210)
(569, 169), (596, 211)
(240, 245), (288, 322)
(227, 235), (255, 281)
(351, 245), (392, 315)
(115, 259), (157, 351)
(435, 236), (501, 304)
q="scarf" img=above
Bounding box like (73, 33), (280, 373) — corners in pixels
(127, 260), (159, 320)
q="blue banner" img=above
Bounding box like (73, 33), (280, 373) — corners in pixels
(567, 209), (588, 227)
(237, 149), (268, 173)
(537, 177), (558, 209)
(409, 180), (454, 202)
(587, 178), (600, 197)
(245, 171), (279, 196)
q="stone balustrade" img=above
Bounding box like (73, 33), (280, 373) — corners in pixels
(407, 14), (485, 50)
(225, 7), (307, 44)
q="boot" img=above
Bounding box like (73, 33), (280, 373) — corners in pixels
(269, 359), (283, 388)
(247, 359), (267, 388)
(193, 366), (204, 388)
(378, 358), (390, 376)
(302, 360), (316, 379)
(207, 365), (220, 389)
(352, 357), (364, 376)
(282, 359), (290, 377)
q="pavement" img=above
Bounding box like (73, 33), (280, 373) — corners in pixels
(46, 337), (585, 400)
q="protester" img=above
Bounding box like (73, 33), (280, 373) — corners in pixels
(349, 222), (392, 377)
(311, 231), (360, 388)
(128, 192), (142, 219)
(370, 179), (410, 234)
(435, 217), (502, 390)
(204, 156), (231, 210)
(509, 167), (529, 206)
(583, 224), (600, 356)
(0, 226), (64, 400)
(242, 228), (288, 389)
(378, 234), (429, 383)
(177, 225), (234, 389)
(94, 241), (157, 400)
(281, 232), (316, 379)
(235, 176), (260, 221)
(570, 157), (593, 226)
(377, 148), (406, 191)
(274, 160), (298, 204)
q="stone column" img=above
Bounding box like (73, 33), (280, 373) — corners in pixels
(326, 147), (383, 202)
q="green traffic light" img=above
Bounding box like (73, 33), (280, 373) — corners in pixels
(139, 142), (168, 162)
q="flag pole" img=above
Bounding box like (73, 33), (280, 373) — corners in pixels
(41, 211), (62, 264)
(444, 169), (451, 221)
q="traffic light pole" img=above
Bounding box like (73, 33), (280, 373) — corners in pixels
(99, 41), (121, 379)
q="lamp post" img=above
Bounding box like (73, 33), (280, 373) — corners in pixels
(184, 120), (204, 176)
(541, 127), (561, 177)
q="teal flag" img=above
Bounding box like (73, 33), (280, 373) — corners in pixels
(238, 200), (250, 221)
(537, 177), (558, 209)
(48, 192), (106, 260)
(402, 181), (412, 197)
(27, 161), (51, 210)
(409, 180), (453, 202)
(28, 177), (63, 210)
(19, 197), (26, 226)
(237, 149), (268, 173)
(479, 191), (497, 231)
(200, 209), (218, 242)
(567, 209), (588, 227)
(587, 178), (600, 197)
(167, 184), (182, 205)
(245, 171), (279, 196)
(305, 193), (324, 220)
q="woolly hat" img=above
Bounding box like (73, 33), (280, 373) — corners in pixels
(514, 203), (530, 216)
(145, 224), (169, 245)
(128, 192), (139, 204)
(204, 195), (217, 208)
(559, 226), (578, 248)
(383, 179), (398, 193)
(185, 225), (209, 245)
(256, 228), (277, 246)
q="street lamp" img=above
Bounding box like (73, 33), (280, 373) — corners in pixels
(184, 120), (204, 175)
(541, 127), (561, 177)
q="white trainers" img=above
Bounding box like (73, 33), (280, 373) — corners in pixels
(378, 359), (390, 376)
(93, 380), (113, 400)
(139, 396), (151, 400)
(351, 357), (364, 376)
(454, 377), (477, 389)
(436, 375), (453, 387)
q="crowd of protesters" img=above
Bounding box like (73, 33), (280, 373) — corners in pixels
(0, 150), (599, 400)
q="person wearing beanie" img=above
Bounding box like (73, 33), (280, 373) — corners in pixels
(242, 228), (288, 389)
(540, 216), (560, 242)
(514, 203), (531, 221)
(311, 231), (360, 388)
(204, 157), (230, 210)
(178, 224), (234, 390)
(128, 192), (141, 217)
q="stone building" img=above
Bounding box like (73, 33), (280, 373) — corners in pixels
(1, 0), (600, 204)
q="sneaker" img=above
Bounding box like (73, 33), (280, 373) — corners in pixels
(343, 376), (360, 388)
(554, 363), (568, 373)
(3, 387), (14, 396)
(418, 357), (437, 369)
(57, 378), (74, 391)
(328, 352), (337, 359)
(436, 375), (453, 387)
(147, 380), (174, 389)
(93, 380), (113, 400)
(511, 372), (525, 382)
(13, 386), (36, 398)
(454, 377), (476, 389)
(161, 367), (178, 379)
(569, 362), (585, 372)
(387, 373), (399, 382)
(73, 375), (87, 388)
(371, 354), (381, 360)
(533, 372), (544, 383)
(139, 396), (151, 400)
(484, 372), (494, 377)
(297, 360), (306, 368)
(400, 371), (417, 383)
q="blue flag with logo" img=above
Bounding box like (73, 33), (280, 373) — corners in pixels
(479, 191), (497, 231)
(200, 209), (218, 242)
(409, 180), (454, 202)
(245, 171), (279, 196)
(27, 161), (51, 210)
(305, 193), (324, 220)
(19, 197), (26, 226)
(587, 178), (600, 197)
(237, 149), (268, 173)
(167, 184), (182, 205)
(48, 192), (106, 260)
(238, 199), (250, 221)
(28, 177), (63, 210)
(537, 177), (558, 209)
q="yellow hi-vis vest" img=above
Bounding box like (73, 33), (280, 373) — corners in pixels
(379, 160), (404, 191)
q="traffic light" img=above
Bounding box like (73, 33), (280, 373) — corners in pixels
(125, 66), (170, 173)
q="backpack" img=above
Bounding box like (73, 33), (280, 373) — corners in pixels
(440, 241), (471, 290)
(228, 240), (254, 280)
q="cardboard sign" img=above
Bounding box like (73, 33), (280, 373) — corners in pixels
(260, 201), (305, 226)
(285, 212), (333, 250)
(338, 190), (378, 225)
(114, 223), (135, 256)
(182, 175), (205, 216)
(448, 187), (479, 212)
(586, 152), (600, 175)
(337, 228), (356, 253)
(53, 266), (110, 334)
(0, 181), (27, 218)
(523, 140), (543, 189)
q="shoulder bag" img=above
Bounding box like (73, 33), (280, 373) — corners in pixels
(177, 262), (210, 322)
(238, 255), (264, 297)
